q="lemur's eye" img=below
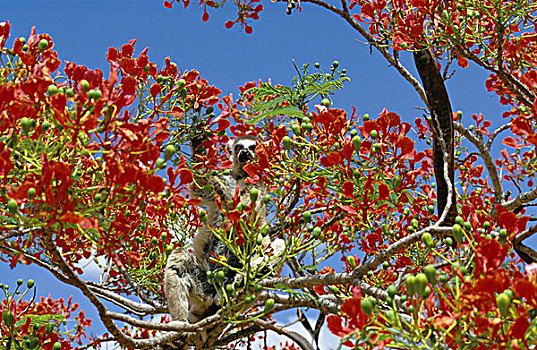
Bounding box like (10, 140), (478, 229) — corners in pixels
(235, 145), (243, 152)
(249, 145), (256, 151)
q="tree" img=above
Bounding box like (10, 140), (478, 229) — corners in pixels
(1, 0), (537, 348)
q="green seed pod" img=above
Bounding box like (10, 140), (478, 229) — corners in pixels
(263, 194), (271, 204)
(52, 342), (62, 350)
(392, 175), (402, 189)
(41, 120), (51, 132)
(346, 255), (356, 269)
(291, 124), (302, 136)
(423, 265), (437, 285)
(312, 227), (322, 238)
(370, 130), (378, 139)
(21, 117), (33, 133)
(332, 60), (340, 69)
(483, 221), (491, 231)
(387, 285), (397, 298)
(352, 135), (361, 153)
(361, 298), (374, 316)
(497, 292), (511, 317)
(421, 286), (432, 299)
(445, 237), (453, 247)
(321, 98), (330, 107)
(362, 114), (370, 121)
(215, 270), (225, 284)
(225, 284), (234, 295)
(452, 224), (463, 244)
(199, 209), (207, 224)
(264, 298), (275, 313)
(156, 158), (166, 169)
(415, 273), (428, 296)
(38, 39), (49, 51)
(249, 187), (259, 203)
(405, 275), (417, 296)
(7, 199), (18, 214)
(302, 210), (312, 223)
(245, 294), (255, 304)
(80, 80), (90, 93)
(499, 229), (507, 242)
(411, 219), (419, 229)
(164, 145), (176, 161)
(464, 221), (472, 231)
(176, 78), (186, 90)
(422, 232), (434, 247)
(27, 188), (36, 199)
(2, 310), (14, 328)
(455, 216), (464, 226)
(26, 279), (35, 289)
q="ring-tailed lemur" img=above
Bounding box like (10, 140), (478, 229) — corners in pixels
(164, 136), (274, 324)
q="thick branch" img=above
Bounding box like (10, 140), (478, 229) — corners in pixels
(503, 187), (537, 212)
(413, 49), (456, 226)
(261, 226), (453, 289)
(87, 282), (167, 316)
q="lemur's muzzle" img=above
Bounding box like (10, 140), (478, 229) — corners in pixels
(238, 150), (255, 163)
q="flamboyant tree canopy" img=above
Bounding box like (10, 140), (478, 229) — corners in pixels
(1, 0), (537, 349)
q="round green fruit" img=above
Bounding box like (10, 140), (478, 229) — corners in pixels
(47, 85), (58, 95)
(7, 199), (18, 214)
(80, 80), (90, 93)
(302, 210), (312, 223)
(422, 232), (434, 247)
(352, 135), (361, 153)
(423, 265), (437, 285)
(405, 275), (417, 296)
(156, 158), (166, 169)
(2, 310), (14, 327)
(164, 145), (176, 161)
(387, 285), (397, 298)
(415, 273), (428, 296)
(452, 224), (463, 244)
(215, 270), (226, 284)
(249, 188), (259, 203)
(38, 39), (48, 51)
(346, 255), (356, 269)
(361, 298), (374, 316)
(264, 298), (275, 313)
(497, 292), (511, 317)
(321, 98), (330, 107)
(370, 130), (378, 139)
(282, 136), (292, 151)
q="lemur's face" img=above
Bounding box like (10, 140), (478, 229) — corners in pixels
(229, 137), (258, 169)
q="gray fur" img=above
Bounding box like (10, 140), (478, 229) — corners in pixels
(164, 136), (268, 324)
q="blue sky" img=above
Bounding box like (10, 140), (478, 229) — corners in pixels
(0, 0), (533, 346)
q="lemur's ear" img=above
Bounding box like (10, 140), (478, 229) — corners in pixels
(226, 139), (235, 160)
(226, 139), (235, 156)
